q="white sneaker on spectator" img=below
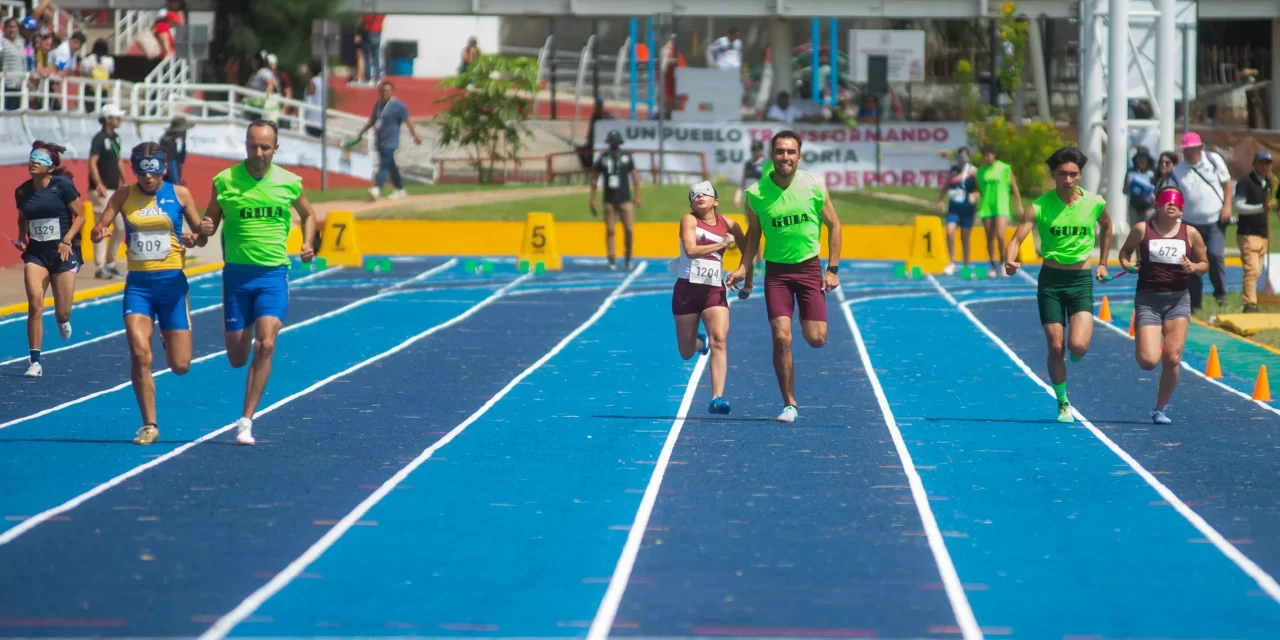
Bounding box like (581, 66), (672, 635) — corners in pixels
(368, 186), (380, 202)
(388, 189), (407, 201)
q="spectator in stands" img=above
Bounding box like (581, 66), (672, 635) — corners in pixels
(269, 53), (292, 101)
(360, 13), (384, 85)
(152, 4), (183, 59)
(30, 33), (58, 109)
(459, 37), (479, 73)
(1125, 148), (1156, 226)
(247, 51), (276, 93)
(857, 94), (884, 122)
(1154, 151), (1178, 191)
(766, 91), (804, 124)
(159, 116), (191, 185)
(792, 84), (828, 123)
(50, 31), (84, 76)
(1172, 132), (1232, 309)
(1, 19), (25, 111)
(89, 104), (127, 279)
(705, 27), (742, 75)
(356, 80), (422, 202)
(82, 38), (112, 112)
(303, 60), (325, 139)
(1234, 149), (1273, 313)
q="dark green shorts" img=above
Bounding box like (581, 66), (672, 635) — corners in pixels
(1037, 267), (1094, 325)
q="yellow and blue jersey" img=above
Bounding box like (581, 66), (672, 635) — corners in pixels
(122, 182), (185, 272)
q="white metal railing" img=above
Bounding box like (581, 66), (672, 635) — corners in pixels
(137, 56), (189, 117)
(1, 73), (125, 114)
(113, 8), (154, 56)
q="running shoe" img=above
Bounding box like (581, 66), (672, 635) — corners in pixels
(133, 424), (159, 445)
(777, 405), (798, 423)
(623, 259), (632, 271)
(24, 361), (41, 378)
(943, 262), (956, 276)
(234, 417), (256, 446)
(1057, 400), (1073, 423)
(697, 332), (709, 356)
(58, 321), (71, 341)
(388, 189), (408, 201)
(987, 267), (998, 279)
(1151, 407), (1172, 425)
(367, 186), (380, 202)
(708, 397), (731, 415)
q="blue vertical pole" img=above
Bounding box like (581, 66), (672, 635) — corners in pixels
(829, 18), (838, 107)
(810, 18), (820, 103)
(629, 18), (638, 120)
(646, 17), (656, 118)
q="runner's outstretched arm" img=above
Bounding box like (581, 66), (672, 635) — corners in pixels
(1004, 203), (1037, 274)
(1117, 222), (1145, 272)
(1095, 206), (1113, 281)
(174, 185), (203, 248)
(726, 203), (760, 294)
(292, 190), (319, 262)
(200, 184), (224, 241)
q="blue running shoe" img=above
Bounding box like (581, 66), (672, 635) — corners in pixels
(697, 332), (709, 355)
(709, 397), (731, 415)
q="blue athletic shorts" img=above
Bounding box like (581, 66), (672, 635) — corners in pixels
(222, 264), (289, 332)
(946, 209), (976, 229)
(124, 270), (191, 331)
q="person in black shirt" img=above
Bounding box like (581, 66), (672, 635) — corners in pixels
(1233, 149), (1274, 312)
(589, 130), (641, 270)
(734, 139), (765, 209)
(159, 116), (191, 186)
(88, 104), (128, 279)
(13, 141), (86, 378)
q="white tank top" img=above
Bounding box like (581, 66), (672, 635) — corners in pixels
(677, 213), (729, 280)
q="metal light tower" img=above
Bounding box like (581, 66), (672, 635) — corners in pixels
(1105, 0), (1130, 234)
(1156, 0), (1177, 151)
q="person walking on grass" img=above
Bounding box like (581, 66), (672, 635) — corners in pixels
(1234, 150), (1275, 313)
(355, 81), (422, 203)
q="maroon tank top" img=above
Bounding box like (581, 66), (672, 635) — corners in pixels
(1137, 220), (1189, 292)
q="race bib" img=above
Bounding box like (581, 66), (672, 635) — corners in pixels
(949, 186), (967, 203)
(688, 258), (722, 286)
(129, 230), (170, 261)
(607, 174), (620, 190)
(27, 219), (59, 242)
(1148, 238), (1186, 265)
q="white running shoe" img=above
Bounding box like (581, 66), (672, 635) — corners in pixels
(367, 186), (380, 202)
(943, 263), (957, 276)
(58, 321), (71, 341)
(234, 417), (256, 446)
(387, 189), (408, 201)
(777, 405), (798, 423)
(24, 361), (42, 378)
(987, 267), (998, 279)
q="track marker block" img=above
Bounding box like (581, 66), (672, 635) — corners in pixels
(959, 265), (972, 280)
(517, 260), (530, 273)
(974, 267), (988, 281)
(463, 259), (478, 273)
(911, 265), (923, 279)
(893, 264), (907, 279)
(1254, 365), (1272, 401)
(1099, 296), (1112, 322)
(1205, 345), (1222, 379)
(534, 261), (546, 274)
(480, 260), (494, 274)
(317, 210), (361, 267)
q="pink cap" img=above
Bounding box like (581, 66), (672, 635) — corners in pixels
(1181, 132), (1203, 148)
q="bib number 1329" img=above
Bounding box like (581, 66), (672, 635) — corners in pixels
(27, 219), (59, 242)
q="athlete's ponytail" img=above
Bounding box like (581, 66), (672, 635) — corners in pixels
(31, 140), (73, 181)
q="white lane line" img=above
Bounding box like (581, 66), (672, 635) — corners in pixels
(0, 260), (457, 432)
(588, 292), (731, 640)
(0, 265), (528, 549)
(838, 286), (983, 640)
(199, 261), (649, 640)
(0, 270), (337, 367)
(932, 277), (1280, 606)
(0, 270), (223, 326)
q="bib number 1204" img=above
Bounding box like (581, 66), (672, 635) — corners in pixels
(689, 259), (722, 286)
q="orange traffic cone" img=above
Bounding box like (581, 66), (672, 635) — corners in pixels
(1205, 345), (1223, 379)
(1127, 311), (1136, 337)
(1253, 365), (1271, 401)
(1099, 296), (1112, 322)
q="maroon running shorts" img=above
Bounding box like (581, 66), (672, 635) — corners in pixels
(671, 278), (728, 315)
(763, 257), (827, 322)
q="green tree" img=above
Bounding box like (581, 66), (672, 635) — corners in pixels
(435, 54), (539, 184)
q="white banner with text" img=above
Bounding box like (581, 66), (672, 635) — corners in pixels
(594, 121), (968, 191)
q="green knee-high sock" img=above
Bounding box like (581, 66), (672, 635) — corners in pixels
(1053, 381), (1068, 403)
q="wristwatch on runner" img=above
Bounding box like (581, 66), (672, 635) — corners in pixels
(826, 264), (839, 275)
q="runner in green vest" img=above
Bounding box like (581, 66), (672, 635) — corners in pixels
(1004, 146), (1113, 423)
(976, 144), (1023, 278)
(726, 130), (843, 423)
(196, 120), (318, 446)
